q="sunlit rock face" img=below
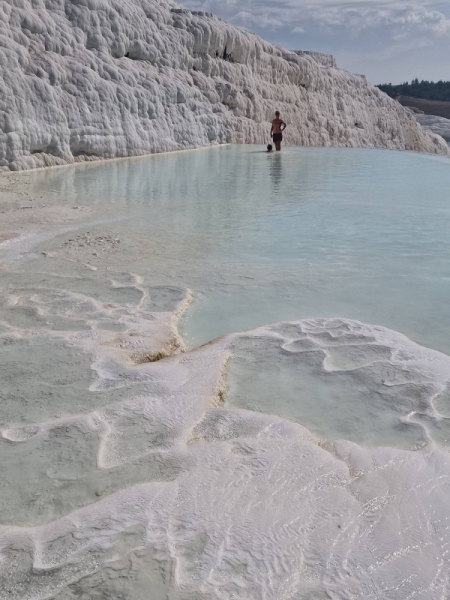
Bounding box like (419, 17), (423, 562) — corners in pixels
(0, 0), (448, 171)
(293, 51), (337, 68)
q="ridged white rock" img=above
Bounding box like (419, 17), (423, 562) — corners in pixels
(0, 0), (449, 171)
(410, 111), (450, 145)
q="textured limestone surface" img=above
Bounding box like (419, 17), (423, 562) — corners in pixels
(409, 111), (450, 145)
(0, 0), (449, 172)
(293, 50), (337, 68)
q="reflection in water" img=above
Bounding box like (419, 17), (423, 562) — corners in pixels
(3, 146), (450, 600)
(269, 153), (283, 194)
(22, 145), (450, 354)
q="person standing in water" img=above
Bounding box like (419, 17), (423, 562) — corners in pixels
(271, 111), (287, 151)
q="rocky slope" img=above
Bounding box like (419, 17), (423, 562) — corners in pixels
(405, 107), (450, 144)
(0, 0), (448, 172)
(415, 114), (450, 144)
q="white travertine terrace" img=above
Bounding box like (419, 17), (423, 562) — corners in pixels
(0, 0), (449, 172)
(293, 50), (337, 68)
(1, 291), (450, 599)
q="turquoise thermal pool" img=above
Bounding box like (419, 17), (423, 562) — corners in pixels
(16, 145), (450, 354)
(1, 145), (450, 599)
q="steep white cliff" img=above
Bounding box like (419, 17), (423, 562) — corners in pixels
(0, 0), (448, 171)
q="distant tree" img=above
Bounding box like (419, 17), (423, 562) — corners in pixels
(377, 79), (450, 102)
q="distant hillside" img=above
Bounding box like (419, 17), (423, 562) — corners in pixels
(378, 80), (450, 102)
(396, 97), (450, 120)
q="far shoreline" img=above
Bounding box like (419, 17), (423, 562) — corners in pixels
(2, 140), (450, 179)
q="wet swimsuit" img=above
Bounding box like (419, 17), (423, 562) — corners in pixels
(273, 133), (283, 143)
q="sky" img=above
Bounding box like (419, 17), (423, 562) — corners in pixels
(179, 0), (450, 85)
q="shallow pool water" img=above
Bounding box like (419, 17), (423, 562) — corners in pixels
(26, 145), (450, 354)
(2, 146), (450, 599)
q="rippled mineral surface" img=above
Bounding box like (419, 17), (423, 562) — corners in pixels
(1, 146), (450, 599)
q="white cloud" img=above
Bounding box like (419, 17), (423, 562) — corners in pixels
(263, 3), (450, 35)
(183, 0), (450, 36)
(230, 10), (279, 29)
(180, 0), (450, 81)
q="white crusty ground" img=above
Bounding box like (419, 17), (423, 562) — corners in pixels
(1, 310), (450, 599)
(0, 0), (449, 172)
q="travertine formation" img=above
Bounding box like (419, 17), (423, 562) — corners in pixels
(293, 50), (337, 68)
(0, 0), (448, 172)
(406, 108), (450, 144)
(1, 272), (450, 599)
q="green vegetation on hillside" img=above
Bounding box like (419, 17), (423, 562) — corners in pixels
(377, 79), (450, 102)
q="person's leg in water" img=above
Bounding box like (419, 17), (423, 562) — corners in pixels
(273, 133), (282, 151)
(270, 111), (286, 151)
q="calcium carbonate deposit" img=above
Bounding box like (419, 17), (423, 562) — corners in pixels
(413, 113), (450, 144)
(1, 272), (450, 599)
(1, 145), (450, 598)
(2, 0), (450, 597)
(0, 0), (449, 172)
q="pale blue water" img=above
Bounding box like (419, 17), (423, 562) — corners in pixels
(28, 145), (450, 355)
(3, 146), (450, 599)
